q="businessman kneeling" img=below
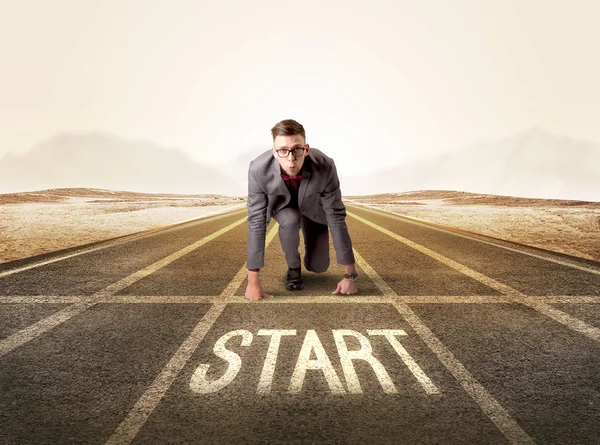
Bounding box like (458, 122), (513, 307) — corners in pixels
(245, 119), (358, 302)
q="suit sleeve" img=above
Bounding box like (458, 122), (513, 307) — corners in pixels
(320, 160), (355, 265)
(246, 160), (269, 269)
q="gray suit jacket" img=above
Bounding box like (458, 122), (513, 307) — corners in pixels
(246, 148), (355, 270)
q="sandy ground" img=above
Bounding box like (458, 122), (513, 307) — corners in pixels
(347, 191), (600, 262)
(0, 189), (246, 264)
(1, 188), (598, 265)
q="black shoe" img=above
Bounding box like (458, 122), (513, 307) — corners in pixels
(285, 266), (304, 291)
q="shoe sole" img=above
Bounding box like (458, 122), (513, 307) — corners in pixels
(285, 282), (304, 291)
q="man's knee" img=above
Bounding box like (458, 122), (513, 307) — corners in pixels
(304, 256), (330, 273)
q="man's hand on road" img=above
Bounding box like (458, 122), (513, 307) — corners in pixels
(332, 278), (358, 295)
(244, 282), (273, 302)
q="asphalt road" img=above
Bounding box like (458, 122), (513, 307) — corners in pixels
(1, 203), (600, 445)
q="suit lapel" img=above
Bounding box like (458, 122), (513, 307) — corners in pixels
(271, 155), (291, 203)
(298, 155), (312, 208)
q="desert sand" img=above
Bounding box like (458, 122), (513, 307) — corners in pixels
(1, 188), (598, 265)
(347, 191), (600, 262)
(0, 189), (246, 264)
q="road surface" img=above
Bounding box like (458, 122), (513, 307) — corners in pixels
(1, 204), (599, 444)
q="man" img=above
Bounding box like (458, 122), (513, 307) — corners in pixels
(245, 119), (358, 302)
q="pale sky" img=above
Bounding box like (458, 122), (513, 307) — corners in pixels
(1, 0), (599, 176)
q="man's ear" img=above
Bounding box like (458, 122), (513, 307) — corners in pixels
(305, 144), (310, 155)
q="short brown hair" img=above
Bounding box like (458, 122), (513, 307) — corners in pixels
(271, 119), (305, 141)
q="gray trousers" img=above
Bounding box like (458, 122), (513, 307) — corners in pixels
(272, 206), (330, 273)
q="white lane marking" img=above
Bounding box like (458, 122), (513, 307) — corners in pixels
(349, 211), (529, 296)
(368, 329), (440, 395)
(288, 330), (346, 395)
(257, 330), (297, 394)
(402, 295), (600, 304)
(394, 300), (537, 445)
(0, 296), (96, 303)
(0, 206), (247, 279)
(0, 302), (98, 357)
(522, 300), (600, 337)
(190, 329), (253, 394)
(349, 211), (600, 344)
(396, 296), (508, 304)
(0, 216), (248, 358)
(236, 295), (390, 303)
(333, 329), (397, 394)
(540, 296), (600, 304)
(346, 202), (600, 276)
(93, 216), (248, 298)
(2, 295), (600, 304)
(352, 248), (536, 445)
(106, 223), (280, 445)
(105, 303), (227, 445)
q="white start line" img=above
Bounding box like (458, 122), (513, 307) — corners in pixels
(190, 328), (440, 395)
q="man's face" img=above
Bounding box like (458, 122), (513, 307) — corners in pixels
(272, 134), (310, 176)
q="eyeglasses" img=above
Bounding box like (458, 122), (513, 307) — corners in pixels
(275, 147), (306, 158)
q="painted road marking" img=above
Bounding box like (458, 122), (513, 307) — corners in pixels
(105, 223), (280, 445)
(190, 328), (253, 394)
(352, 247), (536, 445)
(349, 210), (600, 344)
(2, 295), (600, 304)
(0, 206), (247, 279)
(0, 216), (249, 358)
(346, 202), (600, 276)
(257, 329), (297, 394)
(288, 329), (346, 394)
(367, 329), (440, 395)
(107, 303), (227, 445)
(333, 329), (398, 394)
(0, 207), (594, 443)
(188, 328), (438, 396)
